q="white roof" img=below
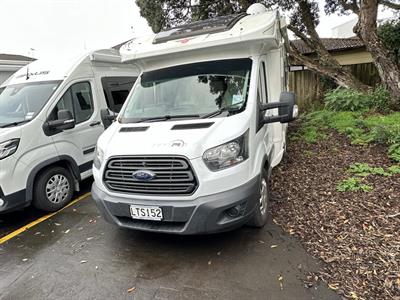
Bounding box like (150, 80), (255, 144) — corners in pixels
(1, 49), (122, 87)
(120, 10), (282, 68)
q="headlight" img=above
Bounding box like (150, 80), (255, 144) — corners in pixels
(203, 130), (249, 171)
(93, 146), (104, 169)
(0, 139), (20, 160)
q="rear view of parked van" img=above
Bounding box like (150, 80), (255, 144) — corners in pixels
(92, 4), (298, 234)
(0, 49), (139, 213)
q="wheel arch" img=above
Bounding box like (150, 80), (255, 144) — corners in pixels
(26, 155), (81, 203)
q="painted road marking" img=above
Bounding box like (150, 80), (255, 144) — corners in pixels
(0, 192), (91, 245)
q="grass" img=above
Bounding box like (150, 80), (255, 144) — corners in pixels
(293, 110), (400, 162)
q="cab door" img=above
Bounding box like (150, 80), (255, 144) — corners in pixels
(47, 80), (104, 179)
(256, 56), (285, 167)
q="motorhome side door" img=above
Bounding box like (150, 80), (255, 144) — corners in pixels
(47, 79), (103, 178)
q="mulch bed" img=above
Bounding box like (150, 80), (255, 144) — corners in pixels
(270, 122), (400, 300)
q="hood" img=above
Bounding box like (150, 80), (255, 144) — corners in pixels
(99, 116), (249, 160)
(0, 127), (22, 143)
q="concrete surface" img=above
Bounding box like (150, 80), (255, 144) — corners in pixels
(0, 189), (340, 300)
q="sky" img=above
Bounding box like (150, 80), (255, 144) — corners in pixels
(0, 0), (396, 59)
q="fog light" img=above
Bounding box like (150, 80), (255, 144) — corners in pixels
(0, 198), (4, 207)
(226, 202), (247, 218)
(227, 206), (240, 218)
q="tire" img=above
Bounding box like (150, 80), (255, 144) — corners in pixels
(248, 168), (270, 228)
(33, 166), (74, 212)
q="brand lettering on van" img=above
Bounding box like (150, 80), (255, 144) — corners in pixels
(16, 71), (50, 79)
(153, 140), (186, 148)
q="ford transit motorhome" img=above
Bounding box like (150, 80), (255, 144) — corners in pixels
(92, 4), (298, 234)
(0, 49), (139, 213)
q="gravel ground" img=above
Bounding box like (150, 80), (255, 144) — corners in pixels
(271, 123), (400, 300)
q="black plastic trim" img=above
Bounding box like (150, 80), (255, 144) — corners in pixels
(120, 126), (149, 132)
(83, 147), (96, 155)
(171, 123), (214, 130)
(79, 160), (93, 173)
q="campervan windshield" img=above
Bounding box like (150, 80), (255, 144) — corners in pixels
(0, 81), (60, 128)
(120, 59), (252, 123)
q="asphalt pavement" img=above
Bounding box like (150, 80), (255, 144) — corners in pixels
(0, 183), (339, 300)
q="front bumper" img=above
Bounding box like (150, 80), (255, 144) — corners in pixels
(92, 176), (260, 235)
(0, 187), (28, 214)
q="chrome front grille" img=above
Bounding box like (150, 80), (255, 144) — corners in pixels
(103, 156), (198, 195)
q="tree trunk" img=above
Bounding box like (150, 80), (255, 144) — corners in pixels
(355, 0), (400, 109)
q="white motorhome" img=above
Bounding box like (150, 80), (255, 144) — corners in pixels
(0, 49), (139, 213)
(92, 4), (298, 234)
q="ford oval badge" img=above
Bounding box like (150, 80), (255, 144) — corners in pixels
(132, 170), (156, 181)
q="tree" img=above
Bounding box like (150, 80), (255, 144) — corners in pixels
(378, 19), (400, 65)
(325, 0), (400, 109)
(136, 0), (400, 108)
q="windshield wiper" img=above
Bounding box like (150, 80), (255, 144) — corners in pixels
(136, 114), (200, 123)
(0, 120), (30, 128)
(201, 107), (241, 119)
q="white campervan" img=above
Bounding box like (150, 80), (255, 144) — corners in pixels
(0, 49), (139, 213)
(92, 4), (298, 234)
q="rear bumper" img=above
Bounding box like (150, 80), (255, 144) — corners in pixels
(92, 176), (260, 235)
(0, 187), (28, 214)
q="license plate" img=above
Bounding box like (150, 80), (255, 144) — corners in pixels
(130, 205), (163, 221)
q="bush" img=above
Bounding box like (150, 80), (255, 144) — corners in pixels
(324, 86), (391, 112)
(325, 88), (368, 111)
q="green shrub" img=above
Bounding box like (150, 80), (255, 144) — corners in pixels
(389, 144), (400, 162)
(325, 88), (369, 111)
(369, 86), (391, 113)
(324, 86), (391, 113)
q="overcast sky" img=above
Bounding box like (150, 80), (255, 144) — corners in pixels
(0, 0), (395, 59)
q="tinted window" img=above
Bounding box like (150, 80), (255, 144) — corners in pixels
(102, 77), (136, 113)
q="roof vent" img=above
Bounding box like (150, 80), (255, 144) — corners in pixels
(246, 3), (267, 15)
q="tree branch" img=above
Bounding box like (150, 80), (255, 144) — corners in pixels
(379, 0), (400, 9)
(337, 0), (360, 13)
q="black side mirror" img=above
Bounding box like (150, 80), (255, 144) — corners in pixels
(46, 109), (75, 131)
(100, 109), (116, 129)
(261, 92), (298, 124)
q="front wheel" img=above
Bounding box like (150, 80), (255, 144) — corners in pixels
(33, 166), (74, 212)
(248, 168), (270, 228)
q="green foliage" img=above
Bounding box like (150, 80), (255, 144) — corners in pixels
(324, 87), (391, 113)
(347, 163), (391, 177)
(337, 177), (373, 193)
(325, 88), (369, 112)
(378, 20), (400, 65)
(296, 109), (400, 162)
(388, 165), (400, 174)
(389, 144), (400, 162)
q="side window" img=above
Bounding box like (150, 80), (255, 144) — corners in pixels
(101, 77), (136, 113)
(49, 81), (94, 124)
(258, 62), (268, 104)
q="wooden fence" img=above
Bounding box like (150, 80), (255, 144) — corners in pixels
(289, 62), (380, 110)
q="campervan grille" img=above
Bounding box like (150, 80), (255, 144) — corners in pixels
(103, 156), (198, 196)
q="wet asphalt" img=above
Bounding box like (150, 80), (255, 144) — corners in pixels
(0, 181), (339, 300)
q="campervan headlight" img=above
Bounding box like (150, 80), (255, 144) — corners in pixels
(0, 139), (20, 160)
(93, 145), (104, 169)
(203, 130), (249, 171)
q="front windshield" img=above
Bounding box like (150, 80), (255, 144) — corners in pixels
(120, 59), (252, 123)
(0, 81), (61, 127)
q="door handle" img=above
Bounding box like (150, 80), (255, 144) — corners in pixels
(89, 121), (101, 127)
